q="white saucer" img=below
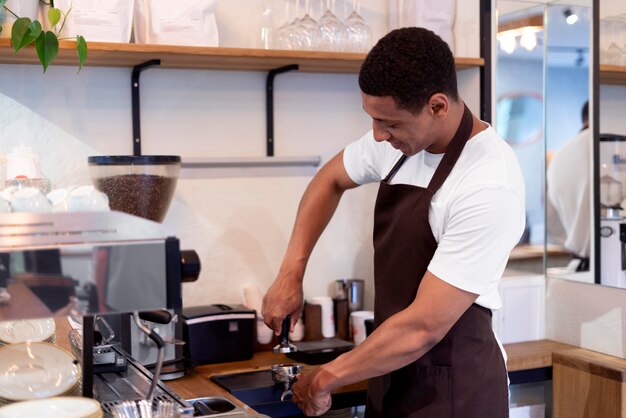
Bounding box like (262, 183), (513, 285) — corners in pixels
(0, 342), (80, 401)
(0, 318), (56, 344)
(0, 397), (102, 418)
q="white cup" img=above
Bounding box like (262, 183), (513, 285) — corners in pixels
(290, 320), (304, 342)
(67, 185), (110, 212)
(10, 187), (52, 213)
(0, 198), (10, 213)
(309, 295), (335, 338)
(256, 316), (273, 345)
(351, 310), (374, 345)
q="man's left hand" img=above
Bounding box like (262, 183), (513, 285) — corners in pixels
(291, 368), (332, 416)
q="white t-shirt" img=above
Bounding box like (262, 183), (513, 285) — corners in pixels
(343, 126), (526, 310)
(546, 129), (591, 258)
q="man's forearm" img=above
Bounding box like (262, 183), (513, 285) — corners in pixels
(280, 151), (358, 272)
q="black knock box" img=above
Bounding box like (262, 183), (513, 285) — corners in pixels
(182, 304), (255, 365)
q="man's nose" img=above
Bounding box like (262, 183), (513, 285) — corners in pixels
(372, 122), (391, 142)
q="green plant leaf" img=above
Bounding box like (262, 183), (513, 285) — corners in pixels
(35, 31), (58, 73)
(11, 18), (33, 52)
(76, 35), (87, 71)
(0, 0), (8, 8)
(12, 19), (42, 52)
(47, 7), (61, 27)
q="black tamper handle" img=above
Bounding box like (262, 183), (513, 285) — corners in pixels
(280, 315), (291, 344)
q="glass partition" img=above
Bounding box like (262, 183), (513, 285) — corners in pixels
(496, 0), (593, 279)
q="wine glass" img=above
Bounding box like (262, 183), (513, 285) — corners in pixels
(276, 0), (302, 50)
(314, 0), (345, 52)
(344, 0), (372, 53)
(298, 0), (318, 50)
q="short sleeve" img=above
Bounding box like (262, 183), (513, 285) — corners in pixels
(343, 130), (394, 185)
(428, 185), (525, 295)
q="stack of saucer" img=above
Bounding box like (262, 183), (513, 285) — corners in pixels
(0, 397), (102, 418)
(0, 342), (81, 405)
(0, 318), (56, 346)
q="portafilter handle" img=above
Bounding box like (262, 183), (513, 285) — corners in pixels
(133, 311), (165, 404)
(138, 309), (172, 324)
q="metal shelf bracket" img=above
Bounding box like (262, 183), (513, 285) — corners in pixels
(131, 59), (161, 156)
(266, 64), (299, 157)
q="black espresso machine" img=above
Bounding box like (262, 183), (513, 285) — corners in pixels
(0, 210), (201, 415)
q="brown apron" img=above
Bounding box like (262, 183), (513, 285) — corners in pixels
(365, 105), (509, 418)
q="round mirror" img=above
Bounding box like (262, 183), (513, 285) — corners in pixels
(496, 92), (543, 147)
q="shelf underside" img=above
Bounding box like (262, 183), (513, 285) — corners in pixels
(0, 39), (484, 73)
(600, 65), (626, 86)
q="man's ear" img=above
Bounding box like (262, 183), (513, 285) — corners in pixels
(428, 93), (449, 116)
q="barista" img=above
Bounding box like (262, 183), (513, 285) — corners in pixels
(546, 101), (590, 271)
(262, 28), (525, 417)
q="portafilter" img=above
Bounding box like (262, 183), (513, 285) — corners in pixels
(271, 362), (304, 401)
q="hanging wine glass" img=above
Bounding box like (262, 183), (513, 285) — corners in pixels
(344, 0), (372, 53)
(298, 0), (318, 50)
(314, 0), (345, 52)
(276, 0), (302, 50)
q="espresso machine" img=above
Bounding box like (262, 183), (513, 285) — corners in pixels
(0, 211), (202, 415)
(599, 134), (626, 288)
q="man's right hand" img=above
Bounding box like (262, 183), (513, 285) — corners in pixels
(261, 269), (304, 334)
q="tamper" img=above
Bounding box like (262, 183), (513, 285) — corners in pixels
(273, 315), (297, 354)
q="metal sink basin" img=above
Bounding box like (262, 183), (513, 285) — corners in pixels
(187, 396), (269, 418)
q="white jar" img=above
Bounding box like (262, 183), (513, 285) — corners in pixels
(6, 145), (41, 180)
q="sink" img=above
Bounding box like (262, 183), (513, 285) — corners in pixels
(210, 370), (366, 418)
(210, 370), (303, 417)
(186, 396), (269, 418)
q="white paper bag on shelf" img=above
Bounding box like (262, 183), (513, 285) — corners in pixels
(53, 0), (134, 43)
(134, 0), (219, 47)
(388, 0), (456, 51)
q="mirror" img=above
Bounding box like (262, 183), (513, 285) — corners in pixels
(495, 0), (593, 280)
(496, 92), (544, 147)
(496, 1), (551, 276)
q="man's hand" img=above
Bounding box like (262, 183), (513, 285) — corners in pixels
(262, 269), (304, 334)
(291, 368), (333, 416)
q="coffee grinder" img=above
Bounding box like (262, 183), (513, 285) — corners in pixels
(599, 134), (626, 288)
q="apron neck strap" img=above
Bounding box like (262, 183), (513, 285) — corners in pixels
(426, 103), (473, 194)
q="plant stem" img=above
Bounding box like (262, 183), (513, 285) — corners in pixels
(57, 5), (72, 34)
(2, 6), (20, 19)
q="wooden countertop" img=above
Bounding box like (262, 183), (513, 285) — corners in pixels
(166, 339), (579, 409)
(509, 244), (571, 261)
(553, 348), (626, 382)
(0, 283), (53, 321)
(505, 339), (578, 372)
(50, 317), (579, 411)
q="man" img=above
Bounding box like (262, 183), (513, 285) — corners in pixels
(546, 101), (590, 271)
(262, 27), (525, 417)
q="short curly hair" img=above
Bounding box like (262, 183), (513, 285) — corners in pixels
(359, 27), (459, 113)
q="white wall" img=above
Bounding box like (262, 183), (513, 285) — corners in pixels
(0, 0), (481, 309)
(546, 278), (626, 358)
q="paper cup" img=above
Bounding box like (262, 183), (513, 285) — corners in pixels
(351, 310), (374, 345)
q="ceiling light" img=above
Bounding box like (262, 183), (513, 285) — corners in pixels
(564, 8), (579, 25)
(519, 29), (537, 51)
(499, 33), (517, 54)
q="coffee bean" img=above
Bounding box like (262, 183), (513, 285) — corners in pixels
(94, 174), (176, 222)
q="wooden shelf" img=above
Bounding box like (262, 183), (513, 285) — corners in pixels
(600, 64), (626, 85)
(0, 39), (484, 73)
